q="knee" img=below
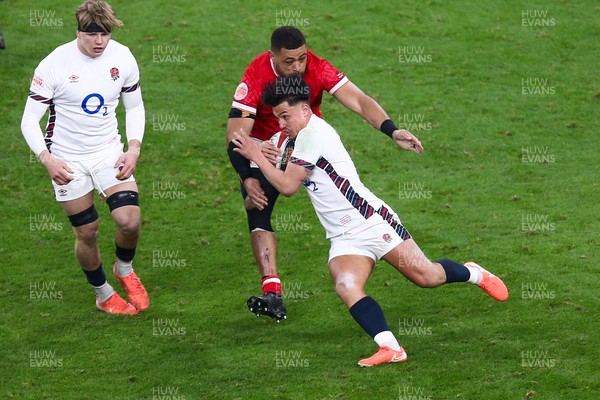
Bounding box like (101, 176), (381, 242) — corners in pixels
(247, 205), (273, 232)
(114, 211), (140, 236)
(334, 273), (360, 299)
(106, 191), (140, 235)
(74, 222), (99, 245)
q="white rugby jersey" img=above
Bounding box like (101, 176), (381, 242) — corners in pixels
(28, 39), (140, 159)
(291, 115), (410, 240)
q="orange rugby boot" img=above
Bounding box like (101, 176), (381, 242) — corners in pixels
(465, 261), (509, 301)
(358, 346), (408, 367)
(113, 262), (150, 311)
(96, 293), (138, 315)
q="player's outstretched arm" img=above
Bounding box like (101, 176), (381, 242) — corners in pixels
(333, 81), (387, 128)
(332, 81), (423, 153)
(232, 129), (306, 197)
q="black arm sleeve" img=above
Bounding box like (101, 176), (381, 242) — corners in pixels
(229, 108), (256, 119)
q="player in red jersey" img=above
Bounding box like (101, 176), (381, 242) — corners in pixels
(226, 26), (422, 321)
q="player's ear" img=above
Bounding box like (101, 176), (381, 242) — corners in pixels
(302, 102), (310, 115)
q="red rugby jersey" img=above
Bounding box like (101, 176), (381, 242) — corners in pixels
(230, 50), (348, 141)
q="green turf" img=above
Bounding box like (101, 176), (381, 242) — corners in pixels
(1, 1), (599, 399)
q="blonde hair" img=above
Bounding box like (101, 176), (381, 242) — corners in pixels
(75, 0), (123, 32)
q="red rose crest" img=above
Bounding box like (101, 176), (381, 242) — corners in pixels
(110, 67), (120, 81)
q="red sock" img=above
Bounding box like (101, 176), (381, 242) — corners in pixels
(262, 275), (282, 296)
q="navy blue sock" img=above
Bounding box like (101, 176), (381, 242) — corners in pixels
(116, 245), (136, 262)
(437, 258), (469, 283)
(83, 264), (107, 287)
(348, 296), (390, 338)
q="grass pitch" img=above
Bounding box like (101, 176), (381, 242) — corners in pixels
(1, 1), (599, 399)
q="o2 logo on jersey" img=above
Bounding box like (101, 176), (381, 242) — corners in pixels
(303, 180), (319, 192)
(81, 93), (108, 116)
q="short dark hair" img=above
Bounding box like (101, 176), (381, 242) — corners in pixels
(270, 26), (306, 52)
(262, 75), (310, 108)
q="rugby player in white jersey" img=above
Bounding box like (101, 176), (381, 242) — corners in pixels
(21, 0), (149, 315)
(232, 76), (509, 367)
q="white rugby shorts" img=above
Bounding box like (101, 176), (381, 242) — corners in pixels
(328, 212), (409, 262)
(50, 141), (135, 202)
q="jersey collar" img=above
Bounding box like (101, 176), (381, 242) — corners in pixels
(269, 58), (280, 77)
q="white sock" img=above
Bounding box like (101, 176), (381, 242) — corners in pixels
(116, 259), (134, 277)
(374, 331), (401, 351)
(466, 266), (482, 285)
(94, 282), (115, 302)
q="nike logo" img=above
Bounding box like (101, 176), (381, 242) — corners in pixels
(391, 353), (406, 362)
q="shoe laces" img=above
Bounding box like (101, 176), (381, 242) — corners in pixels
(123, 273), (143, 291)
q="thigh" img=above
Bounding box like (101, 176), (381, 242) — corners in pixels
(329, 255), (374, 286)
(103, 181), (138, 199)
(103, 182), (140, 226)
(60, 191), (95, 216)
